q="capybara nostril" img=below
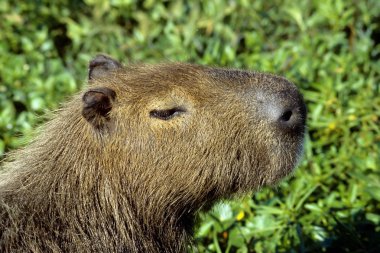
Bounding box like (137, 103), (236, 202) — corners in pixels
(275, 101), (305, 133)
(279, 110), (293, 122)
(257, 88), (306, 134)
(276, 104), (306, 132)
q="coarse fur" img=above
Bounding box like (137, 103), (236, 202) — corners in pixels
(0, 55), (306, 252)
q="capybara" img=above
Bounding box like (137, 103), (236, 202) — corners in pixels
(0, 55), (306, 252)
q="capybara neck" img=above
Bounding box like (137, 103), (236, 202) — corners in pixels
(1, 108), (195, 252)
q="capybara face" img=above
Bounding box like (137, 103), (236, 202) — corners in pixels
(84, 55), (306, 203)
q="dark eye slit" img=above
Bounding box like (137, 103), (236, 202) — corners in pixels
(149, 107), (187, 120)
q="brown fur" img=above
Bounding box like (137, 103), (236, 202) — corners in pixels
(0, 55), (306, 252)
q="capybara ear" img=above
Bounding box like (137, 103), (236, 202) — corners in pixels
(82, 87), (116, 127)
(88, 54), (122, 80)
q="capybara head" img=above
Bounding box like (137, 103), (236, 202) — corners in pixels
(0, 55), (306, 252)
(84, 55), (306, 194)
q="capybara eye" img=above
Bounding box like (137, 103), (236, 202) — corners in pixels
(149, 107), (186, 120)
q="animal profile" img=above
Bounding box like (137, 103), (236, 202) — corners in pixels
(0, 55), (306, 252)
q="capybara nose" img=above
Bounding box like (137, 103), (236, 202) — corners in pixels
(261, 89), (306, 132)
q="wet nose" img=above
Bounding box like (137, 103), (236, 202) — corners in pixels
(261, 90), (307, 132)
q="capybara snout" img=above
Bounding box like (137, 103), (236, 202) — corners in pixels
(253, 76), (307, 133)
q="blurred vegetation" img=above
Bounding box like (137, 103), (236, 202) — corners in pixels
(0, 0), (379, 252)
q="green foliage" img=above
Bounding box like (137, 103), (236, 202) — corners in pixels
(1, 0), (379, 252)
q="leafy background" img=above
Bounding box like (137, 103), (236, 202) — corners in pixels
(0, 0), (379, 252)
